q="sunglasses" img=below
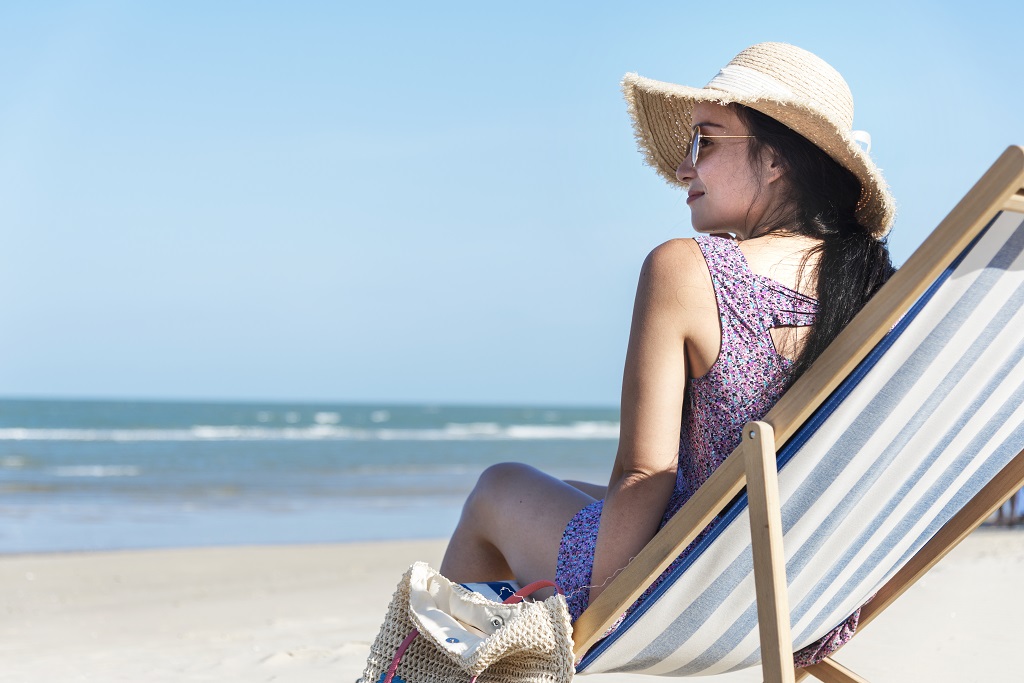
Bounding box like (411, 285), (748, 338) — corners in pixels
(686, 125), (757, 166)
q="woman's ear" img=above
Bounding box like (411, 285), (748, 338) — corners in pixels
(763, 151), (786, 185)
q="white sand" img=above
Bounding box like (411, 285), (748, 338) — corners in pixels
(1, 529), (1021, 682)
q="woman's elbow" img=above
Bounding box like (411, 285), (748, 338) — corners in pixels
(609, 465), (677, 493)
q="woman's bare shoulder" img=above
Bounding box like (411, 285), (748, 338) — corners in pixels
(643, 238), (711, 283)
(639, 238), (717, 312)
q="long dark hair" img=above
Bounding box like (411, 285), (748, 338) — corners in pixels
(732, 104), (895, 381)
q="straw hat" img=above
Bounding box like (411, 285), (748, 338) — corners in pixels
(622, 42), (895, 237)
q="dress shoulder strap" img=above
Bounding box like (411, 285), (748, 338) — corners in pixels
(693, 235), (818, 336)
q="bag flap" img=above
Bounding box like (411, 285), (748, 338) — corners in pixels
(407, 562), (517, 660)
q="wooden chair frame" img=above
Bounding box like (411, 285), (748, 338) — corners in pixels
(571, 146), (1024, 683)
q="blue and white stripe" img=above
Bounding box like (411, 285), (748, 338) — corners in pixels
(579, 209), (1024, 676)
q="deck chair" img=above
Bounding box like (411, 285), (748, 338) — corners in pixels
(570, 145), (1024, 683)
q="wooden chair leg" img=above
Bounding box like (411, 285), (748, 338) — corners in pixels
(744, 421), (796, 683)
(802, 657), (870, 683)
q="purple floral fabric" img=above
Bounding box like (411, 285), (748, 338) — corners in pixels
(555, 235), (858, 667)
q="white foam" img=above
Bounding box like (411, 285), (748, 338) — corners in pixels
(314, 411), (341, 424)
(0, 421), (620, 442)
(50, 465), (141, 477)
(506, 422), (621, 439)
(441, 422), (503, 437)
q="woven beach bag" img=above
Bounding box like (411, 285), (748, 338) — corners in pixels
(362, 562), (575, 683)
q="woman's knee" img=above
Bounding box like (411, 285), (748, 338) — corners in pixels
(477, 461), (537, 489)
(468, 461), (533, 498)
(463, 462), (539, 522)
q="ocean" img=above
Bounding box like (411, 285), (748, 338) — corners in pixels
(0, 398), (619, 554)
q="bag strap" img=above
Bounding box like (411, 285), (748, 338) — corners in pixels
(503, 579), (563, 604)
(382, 629), (420, 683)
(382, 579), (563, 683)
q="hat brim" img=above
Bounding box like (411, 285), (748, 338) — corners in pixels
(622, 73), (895, 237)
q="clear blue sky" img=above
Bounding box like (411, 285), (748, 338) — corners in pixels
(1, 0), (1020, 406)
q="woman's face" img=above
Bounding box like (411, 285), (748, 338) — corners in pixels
(675, 102), (782, 240)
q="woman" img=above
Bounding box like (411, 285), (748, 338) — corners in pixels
(439, 42), (895, 665)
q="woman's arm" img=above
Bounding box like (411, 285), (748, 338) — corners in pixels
(588, 238), (716, 603)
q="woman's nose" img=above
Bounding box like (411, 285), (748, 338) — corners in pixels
(676, 156), (695, 183)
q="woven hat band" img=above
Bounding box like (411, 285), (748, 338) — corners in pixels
(705, 63), (854, 133)
(706, 64), (797, 101)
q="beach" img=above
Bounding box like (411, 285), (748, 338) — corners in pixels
(3, 529), (1022, 682)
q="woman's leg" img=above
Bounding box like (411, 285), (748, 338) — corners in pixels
(440, 462), (596, 586)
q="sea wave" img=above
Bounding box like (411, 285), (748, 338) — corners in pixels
(49, 465), (142, 477)
(0, 421), (620, 442)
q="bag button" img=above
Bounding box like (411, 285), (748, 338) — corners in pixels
(490, 616), (504, 628)
(445, 637), (460, 643)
